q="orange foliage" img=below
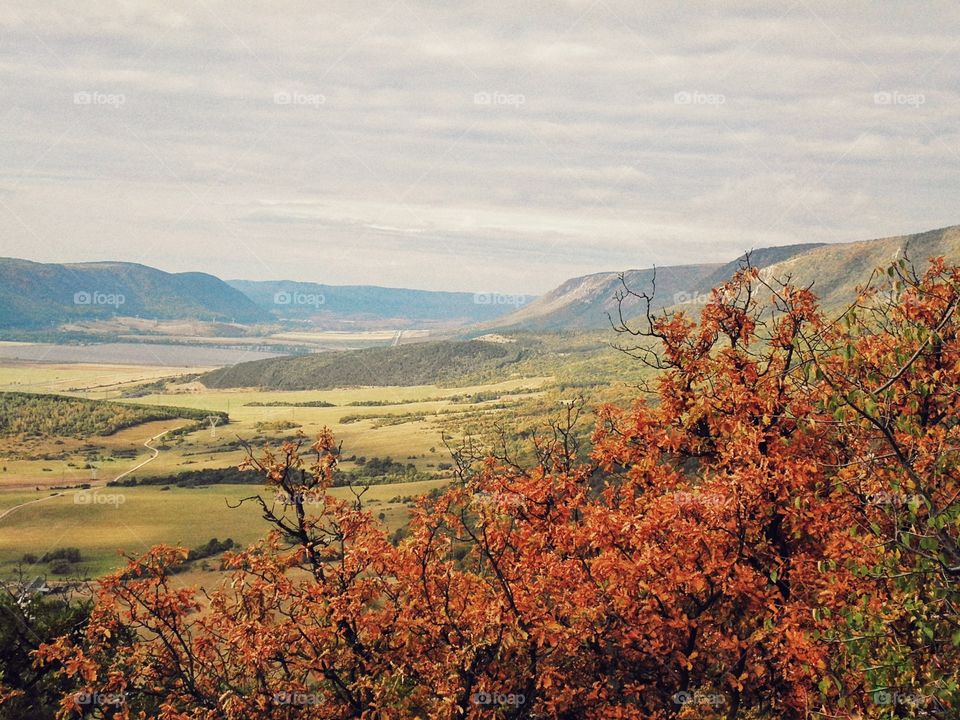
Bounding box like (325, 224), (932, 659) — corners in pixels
(32, 259), (960, 719)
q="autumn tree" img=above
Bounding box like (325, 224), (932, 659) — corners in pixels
(29, 258), (960, 719)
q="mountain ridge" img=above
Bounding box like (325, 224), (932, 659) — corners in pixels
(747, 225), (960, 311)
(3, 225), (958, 333)
(473, 264), (722, 332)
(0, 258), (269, 329)
(481, 226), (960, 331)
(227, 279), (527, 326)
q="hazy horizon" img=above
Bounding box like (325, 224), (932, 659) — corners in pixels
(1, 2), (959, 293)
(1, 222), (955, 297)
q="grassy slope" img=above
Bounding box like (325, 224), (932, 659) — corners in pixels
(199, 339), (528, 390)
(0, 391), (226, 438)
(752, 225), (960, 311)
(0, 361), (562, 581)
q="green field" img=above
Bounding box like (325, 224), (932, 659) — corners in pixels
(0, 365), (551, 483)
(0, 361), (559, 580)
(0, 480), (447, 578)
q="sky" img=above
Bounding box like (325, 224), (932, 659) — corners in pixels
(0, 2), (958, 294)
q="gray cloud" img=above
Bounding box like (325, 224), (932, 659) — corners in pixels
(0, 1), (958, 292)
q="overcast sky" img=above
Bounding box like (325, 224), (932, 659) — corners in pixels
(0, 2), (958, 293)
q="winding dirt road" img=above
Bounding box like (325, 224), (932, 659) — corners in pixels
(0, 426), (180, 523)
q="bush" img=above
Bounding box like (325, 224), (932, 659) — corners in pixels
(48, 559), (73, 575)
(390, 525), (410, 546)
(187, 538), (235, 561)
(40, 548), (81, 564)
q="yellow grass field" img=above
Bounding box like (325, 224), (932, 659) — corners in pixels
(0, 360), (550, 579)
(0, 480), (447, 577)
(0, 358), (203, 395)
(0, 363), (549, 488)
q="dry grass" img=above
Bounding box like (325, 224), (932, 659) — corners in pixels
(0, 479), (447, 578)
(0, 361), (550, 580)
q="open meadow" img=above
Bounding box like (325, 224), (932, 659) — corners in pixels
(0, 480), (448, 578)
(0, 360), (552, 579)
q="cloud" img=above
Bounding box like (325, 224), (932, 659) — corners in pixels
(0, 1), (957, 292)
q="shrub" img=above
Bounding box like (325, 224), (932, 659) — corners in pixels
(48, 559), (73, 575)
(40, 548), (81, 564)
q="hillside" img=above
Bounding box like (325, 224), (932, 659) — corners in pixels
(748, 225), (960, 310)
(483, 228), (960, 331)
(0, 259), (269, 329)
(229, 280), (527, 326)
(0, 392), (228, 438)
(692, 243), (826, 297)
(200, 340), (527, 390)
(480, 245), (822, 331)
(476, 264), (722, 332)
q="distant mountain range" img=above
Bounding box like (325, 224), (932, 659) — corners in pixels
(2, 225), (958, 334)
(227, 280), (526, 325)
(0, 260), (526, 330)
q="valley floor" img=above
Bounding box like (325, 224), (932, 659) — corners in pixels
(0, 358), (553, 579)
